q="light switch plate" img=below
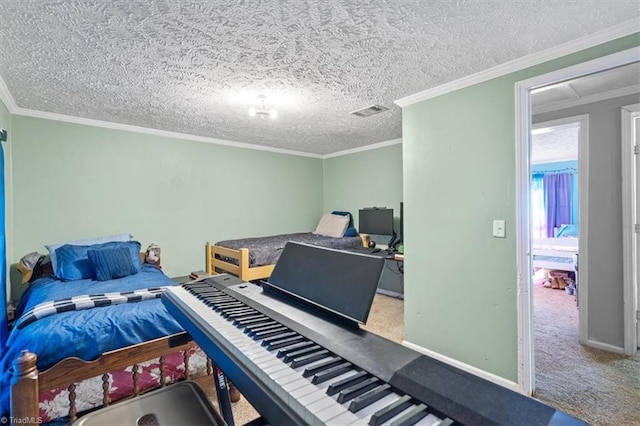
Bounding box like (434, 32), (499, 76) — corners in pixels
(493, 220), (506, 238)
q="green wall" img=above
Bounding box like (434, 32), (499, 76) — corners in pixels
(10, 116), (324, 281)
(0, 100), (9, 138)
(6, 113), (403, 301)
(402, 34), (639, 382)
(0, 98), (10, 302)
(0, 99), (10, 188)
(323, 143), (403, 239)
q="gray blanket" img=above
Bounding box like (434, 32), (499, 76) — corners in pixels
(215, 232), (363, 267)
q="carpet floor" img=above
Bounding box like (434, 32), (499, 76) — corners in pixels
(533, 282), (640, 426)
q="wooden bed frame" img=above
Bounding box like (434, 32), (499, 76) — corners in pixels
(10, 332), (207, 424)
(9, 251), (216, 424)
(206, 235), (370, 282)
(206, 243), (274, 282)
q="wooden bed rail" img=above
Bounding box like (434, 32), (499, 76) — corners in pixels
(206, 236), (369, 282)
(10, 333), (197, 425)
(206, 242), (274, 281)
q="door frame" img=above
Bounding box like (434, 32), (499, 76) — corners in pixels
(621, 103), (640, 356)
(515, 46), (640, 395)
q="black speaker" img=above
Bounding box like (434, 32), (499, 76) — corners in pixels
(368, 240), (376, 248)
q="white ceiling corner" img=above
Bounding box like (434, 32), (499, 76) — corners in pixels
(0, 1), (637, 155)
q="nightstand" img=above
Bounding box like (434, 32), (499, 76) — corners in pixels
(7, 302), (16, 328)
(171, 275), (192, 284)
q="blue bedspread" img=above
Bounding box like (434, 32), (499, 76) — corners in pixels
(0, 265), (183, 416)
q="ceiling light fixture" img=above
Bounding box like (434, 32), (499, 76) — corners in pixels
(249, 95), (278, 120)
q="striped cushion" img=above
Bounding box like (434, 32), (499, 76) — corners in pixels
(88, 247), (139, 281)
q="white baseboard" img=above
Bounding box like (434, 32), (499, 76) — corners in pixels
(402, 340), (521, 393)
(584, 339), (625, 354)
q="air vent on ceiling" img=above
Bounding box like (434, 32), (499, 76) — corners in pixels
(350, 104), (388, 117)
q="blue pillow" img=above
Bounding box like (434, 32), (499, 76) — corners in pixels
(331, 211), (358, 237)
(45, 233), (132, 274)
(88, 247), (139, 281)
(55, 244), (95, 281)
(55, 241), (142, 281)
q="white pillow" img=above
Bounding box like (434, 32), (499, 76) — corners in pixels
(45, 233), (133, 274)
(313, 214), (349, 238)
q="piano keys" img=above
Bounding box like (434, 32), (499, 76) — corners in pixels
(163, 275), (584, 425)
(165, 280), (445, 425)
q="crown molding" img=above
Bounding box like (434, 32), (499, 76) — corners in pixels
(3, 89), (395, 159)
(322, 138), (402, 159)
(395, 20), (639, 107)
(0, 75), (18, 112)
(1, 72), (323, 158)
(11, 107), (324, 158)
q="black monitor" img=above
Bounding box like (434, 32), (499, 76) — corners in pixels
(358, 208), (394, 236)
(265, 242), (384, 324)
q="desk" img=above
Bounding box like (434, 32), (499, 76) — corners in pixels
(348, 248), (404, 298)
(379, 257), (404, 298)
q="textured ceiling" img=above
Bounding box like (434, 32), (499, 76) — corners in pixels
(531, 125), (578, 164)
(530, 61), (640, 163)
(0, 1), (637, 155)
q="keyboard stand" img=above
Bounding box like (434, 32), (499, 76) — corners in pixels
(212, 363), (235, 426)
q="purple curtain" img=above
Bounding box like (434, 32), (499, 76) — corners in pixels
(544, 173), (572, 237)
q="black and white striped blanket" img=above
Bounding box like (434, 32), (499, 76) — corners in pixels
(16, 287), (168, 330)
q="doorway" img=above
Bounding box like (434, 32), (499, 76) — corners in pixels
(529, 116), (584, 405)
(515, 47), (640, 395)
(529, 114), (586, 339)
(530, 119), (581, 282)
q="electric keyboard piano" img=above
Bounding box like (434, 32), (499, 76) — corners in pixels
(162, 274), (584, 426)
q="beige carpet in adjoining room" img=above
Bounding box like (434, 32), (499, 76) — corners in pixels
(533, 282), (640, 426)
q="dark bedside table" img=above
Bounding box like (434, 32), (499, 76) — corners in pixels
(171, 275), (192, 284)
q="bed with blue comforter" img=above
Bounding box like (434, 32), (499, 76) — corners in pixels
(0, 265), (184, 419)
